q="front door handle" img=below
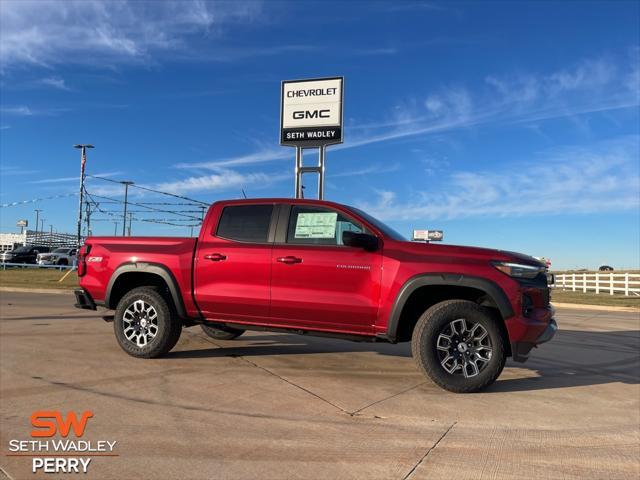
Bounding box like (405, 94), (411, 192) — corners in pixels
(204, 253), (227, 262)
(277, 256), (302, 264)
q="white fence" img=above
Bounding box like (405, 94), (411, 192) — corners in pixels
(552, 272), (640, 297)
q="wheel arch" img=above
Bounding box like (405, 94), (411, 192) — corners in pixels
(106, 263), (187, 319)
(387, 274), (514, 345)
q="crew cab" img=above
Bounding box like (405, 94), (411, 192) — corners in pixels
(74, 199), (556, 392)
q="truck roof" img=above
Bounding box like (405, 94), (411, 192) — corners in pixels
(212, 198), (351, 208)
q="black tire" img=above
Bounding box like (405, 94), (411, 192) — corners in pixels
(114, 286), (182, 358)
(200, 324), (245, 340)
(411, 299), (506, 393)
(57, 259), (68, 265)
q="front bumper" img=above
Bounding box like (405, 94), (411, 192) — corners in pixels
(511, 312), (557, 362)
(74, 288), (97, 310)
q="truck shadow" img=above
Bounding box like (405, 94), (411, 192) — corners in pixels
(168, 328), (639, 392)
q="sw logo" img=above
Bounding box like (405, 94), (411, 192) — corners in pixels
(30, 410), (93, 438)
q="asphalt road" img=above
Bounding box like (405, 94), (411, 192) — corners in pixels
(1, 291), (638, 480)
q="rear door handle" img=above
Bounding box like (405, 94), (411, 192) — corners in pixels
(204, 253), (227, 262)
(277, 256), (302, 264)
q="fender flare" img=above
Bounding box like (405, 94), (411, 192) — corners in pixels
(386, 273), (514, 341)
(105, 262), (189, 319)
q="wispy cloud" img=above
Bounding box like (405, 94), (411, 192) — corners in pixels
(39, 76), (70, 90)
(174, 52), (639, 171)
(154, 169), (288, 195)
(0, 166), (39, 176)
(0, 105), (70, 116)
(0, 106), (33, 116)
(175, 149), (290, 170)
(0, 0), (263, 68)
(30, 171), (122, 184)
(328, 164), (400, 178)
(357, 135), (640, 221)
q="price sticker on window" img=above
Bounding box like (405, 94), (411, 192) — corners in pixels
(294, 212), (337, 239)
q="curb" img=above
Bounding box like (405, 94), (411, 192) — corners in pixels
(552, 302), (640, 313)
(0, 287), (75, 295)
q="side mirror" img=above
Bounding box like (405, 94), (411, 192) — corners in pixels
(342, 231), (379, 252)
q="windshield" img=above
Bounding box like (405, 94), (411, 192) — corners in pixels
(12, 246), (30, 253)
(345, 206), (407, 241)
(53, 248), (70, 254)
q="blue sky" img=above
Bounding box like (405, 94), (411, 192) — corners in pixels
(0, 0), (638, 269)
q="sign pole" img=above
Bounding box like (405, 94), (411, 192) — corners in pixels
(318, 146), (325, 200)
(295, 147), (302, 198)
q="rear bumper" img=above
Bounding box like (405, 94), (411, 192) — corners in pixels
(74, 288), (97, 311)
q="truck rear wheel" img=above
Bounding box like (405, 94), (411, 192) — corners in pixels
(200, 324), (245, 340)
(412, 300), (506, 393)
(114, 286), (182, 358)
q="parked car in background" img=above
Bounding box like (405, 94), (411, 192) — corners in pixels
(0, 245), (50, 264)
(37, 247), (77, 266)
(599, 265), (614, 271)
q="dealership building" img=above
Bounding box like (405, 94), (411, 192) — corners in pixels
(0, 231), (76, 251)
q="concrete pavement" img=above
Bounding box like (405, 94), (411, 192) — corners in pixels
(1, 291), (638, 479)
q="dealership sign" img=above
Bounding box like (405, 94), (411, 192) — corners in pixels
(16, 219), (28, 227)
(413, 230), (444, 242)
(280, 77), (344, 147)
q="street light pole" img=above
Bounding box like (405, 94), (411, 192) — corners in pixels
(120, 181), (134, 236)
(34, 209), (42, 244)
(74, 144), (94, 247)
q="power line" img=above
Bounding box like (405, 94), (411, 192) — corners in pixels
(0, 192), (77, 208)
(86, 174), (209, 206)
(84, 190), (202, 229)
(85, 189), (201, 220)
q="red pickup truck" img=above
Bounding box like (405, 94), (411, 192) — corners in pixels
(74, 198), (556, 392)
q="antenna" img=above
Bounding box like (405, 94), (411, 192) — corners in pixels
(241, 189), (247, 199)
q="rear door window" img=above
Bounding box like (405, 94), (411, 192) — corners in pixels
(216, 205), (274, 243)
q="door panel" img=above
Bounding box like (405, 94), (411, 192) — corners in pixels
(269, 205), (382, 334)
(194, 204), (274, 321)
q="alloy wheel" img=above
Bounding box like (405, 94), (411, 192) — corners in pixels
(436, 318), (493, 378)
(122, 300), (159, 347)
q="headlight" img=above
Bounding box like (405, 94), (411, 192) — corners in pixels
(492, 261), (545, 279)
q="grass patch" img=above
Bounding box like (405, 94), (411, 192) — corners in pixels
(551, 288), (640, 308)
(0, 268), (78, 290)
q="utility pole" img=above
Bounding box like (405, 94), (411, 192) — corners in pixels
(74, 144), (94, 247)
(120, 181), (134, 236)
(114, 221), (119, 236)
(49, 224), (53, 248)
(85, 201), (92, 237)
(127, 212), (133, 236)
(34, 209), (42, 245)
(39, 219), (45, 244)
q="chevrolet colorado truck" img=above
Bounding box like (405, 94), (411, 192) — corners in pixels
(74, 198), (556, 392)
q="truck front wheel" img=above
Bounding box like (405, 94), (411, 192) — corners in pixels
(200, 324), (245, 340)
(114, 286), (182, 358)
(412, 300), (506, 393)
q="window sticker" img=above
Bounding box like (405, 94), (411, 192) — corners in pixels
(294, 212), (337, 239)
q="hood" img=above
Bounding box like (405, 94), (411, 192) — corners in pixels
(391, 241), (544, 266)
